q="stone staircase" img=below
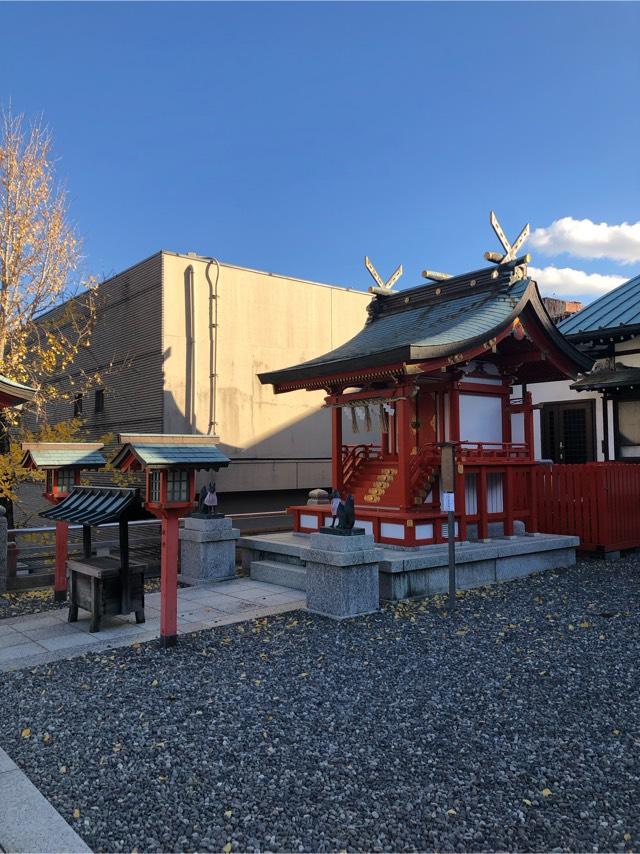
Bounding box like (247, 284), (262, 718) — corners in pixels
(250, 559), (307, 591)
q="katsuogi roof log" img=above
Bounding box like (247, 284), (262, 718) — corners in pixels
(259, 265), (593, 391)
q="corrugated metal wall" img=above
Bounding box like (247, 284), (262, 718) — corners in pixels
(40, 252), (165, 439)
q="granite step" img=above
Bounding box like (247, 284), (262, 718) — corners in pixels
(250, 559), (307, 592)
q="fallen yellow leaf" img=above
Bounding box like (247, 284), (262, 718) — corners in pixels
(523, 799), (532, 806)
(624, 833), (632, 841)
(151, 679), (158, 687)
(42, 733), (51, 743)
(224, 810), (232, 818)
(223, 844), (232, 853)
(59, 766), (67, 774)
(447, 808), (457, 816)
(73, 808), (81, 819)
(613, 729), (620, 735)
(579, 621), (590, 628)
(542, 788), (553, 797)
(21, 728), (31, 738)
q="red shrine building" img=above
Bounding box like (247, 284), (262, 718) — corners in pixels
(260, 248), (593, 548)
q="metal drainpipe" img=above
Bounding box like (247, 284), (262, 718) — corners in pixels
(205, 258), (221, 435)
(188, 265), (197, 432)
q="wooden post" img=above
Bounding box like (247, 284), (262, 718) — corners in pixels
(439, 441), (457, 610)
(524, 392), (534, 460)
(449, 383), (466, 540)
(504, 468), (514, 536)
(160, 512), (179, 647)
(478, 468), (489, 541)
(119, 517), (130, 615)
(331, 406), (343, 491)
(82, 524), (92, 559)
(396, 395), (413, 509)
(54, 521), (68, 602)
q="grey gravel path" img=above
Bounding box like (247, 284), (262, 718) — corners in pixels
(0, 556), (638, 853)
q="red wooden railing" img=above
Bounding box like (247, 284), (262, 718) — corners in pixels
(460, 442), (531, 462)
(535, 462), (640, 552)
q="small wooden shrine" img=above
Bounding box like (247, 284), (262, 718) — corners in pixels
(41, 486), (150, 631)
(260, 214), (593, 547)
(112, 434), (230, 646)
(21, 442), (106, 601)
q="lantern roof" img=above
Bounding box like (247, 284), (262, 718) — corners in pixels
(112, 434), (230, 471)
(259, 265), (593, 391)
(21, 442), (106, 470)
(0, 374), (36, 409)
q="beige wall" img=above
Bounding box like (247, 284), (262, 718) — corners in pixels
(161, 252), (372, 491)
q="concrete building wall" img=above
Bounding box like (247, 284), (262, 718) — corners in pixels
(41, 252), (165, 438)
(160, 252), (372, 492)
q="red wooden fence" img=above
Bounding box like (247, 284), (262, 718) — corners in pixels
(535, 462), (640, 552)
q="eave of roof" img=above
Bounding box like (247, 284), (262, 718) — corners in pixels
(112, 443), (230, 470)
(40, 486), (149, 525)
(571, 365), (640, 391)
(0, 374), (36, 407)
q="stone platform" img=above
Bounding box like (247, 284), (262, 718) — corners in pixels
(238, 531), (580, 601)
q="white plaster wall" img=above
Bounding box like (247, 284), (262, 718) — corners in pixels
(459, 394), (503, 443)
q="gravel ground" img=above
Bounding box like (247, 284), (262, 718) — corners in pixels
(0, 588), (68, 619)
(0, 578), (162, 620)
(0, 556), (638, 853)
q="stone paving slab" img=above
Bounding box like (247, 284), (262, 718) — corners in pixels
(0, 747), (90, 853)
(0, 578), (305, 672)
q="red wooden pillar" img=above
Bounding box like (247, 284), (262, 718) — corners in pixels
(478, 468), (489, 541)
(54, 521), (68, 602)
(504, 468), (514, 536)
(501, 390), (512, 444)
(396, 395), (413, 509)
(160, 511), (180, 647)
(331, 406), (343, 491)
(524, 392), (534, 460)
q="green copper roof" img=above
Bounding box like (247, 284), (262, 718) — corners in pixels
(559, 272), (640, 338)
(113, 443), (230, 469)
(22, 448), (106, 469)
(259, 263), (593, 387)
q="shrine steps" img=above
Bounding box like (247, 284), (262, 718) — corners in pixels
(250, 559), (307, 591)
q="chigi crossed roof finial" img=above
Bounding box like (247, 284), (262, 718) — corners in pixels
(485, 211), (531, 265)
(364, 256), (403, 294)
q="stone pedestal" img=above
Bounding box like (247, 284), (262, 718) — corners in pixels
(179, 516), (240, 584)
(306, 531), (382, 620)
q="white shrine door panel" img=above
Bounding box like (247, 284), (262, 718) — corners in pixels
(459, 394), (503, 443)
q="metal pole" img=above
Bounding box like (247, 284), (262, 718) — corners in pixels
(448, 509), (456, 611)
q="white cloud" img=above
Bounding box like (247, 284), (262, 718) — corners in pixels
(530, 265), (626, 301)
(529, 217), (640, 264)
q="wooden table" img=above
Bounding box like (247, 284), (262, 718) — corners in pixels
(67, 556), (146, 632)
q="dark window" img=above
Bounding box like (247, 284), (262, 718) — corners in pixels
(94, 389), (105, 413)
(149, 471), (161, 503)
(167, 469), (189, 502)
(57, 470), (75, 494)
(73, 394), (83, 417)
(541, 401), (595, 463)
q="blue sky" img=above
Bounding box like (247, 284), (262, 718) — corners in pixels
(1, 1), (639, 303)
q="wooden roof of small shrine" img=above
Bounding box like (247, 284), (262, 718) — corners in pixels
(21, 443), (106, 470)
(259, 265), (593, 391)
(0, 374), (35, 409)
(111, 434), (230, 471)
(41, 486), (150, 525)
